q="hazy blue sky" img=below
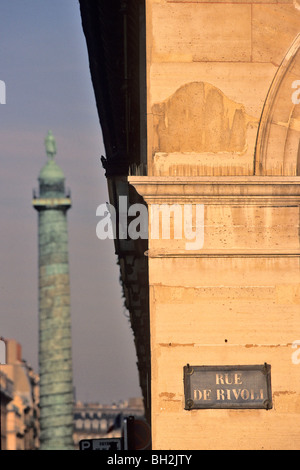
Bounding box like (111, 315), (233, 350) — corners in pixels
(0, 0), (141, 403)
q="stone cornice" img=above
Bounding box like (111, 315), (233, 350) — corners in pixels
(145, 249), (300, 259)
(128, 176), (300, 205)
(32, 198), (71, 210)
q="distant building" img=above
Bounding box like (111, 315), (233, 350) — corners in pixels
(73, 397), (144, 449)
(0, 369), (14, 450)
(1, 339), (39, 450)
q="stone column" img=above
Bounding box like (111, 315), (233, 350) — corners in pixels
(33, 132), (74, 450)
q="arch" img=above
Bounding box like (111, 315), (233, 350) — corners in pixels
(255, 34), (300, 175)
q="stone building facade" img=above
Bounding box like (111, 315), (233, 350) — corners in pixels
(79, 0), (300, 449)
(73, 398), (145, 449)
(0, 369), (13, 450)
(1, 339), (39, 450)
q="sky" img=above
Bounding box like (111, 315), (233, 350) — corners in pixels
(0, 0), (142, 404)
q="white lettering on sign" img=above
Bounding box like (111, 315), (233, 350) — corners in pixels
(216, 388), (264, 401)
(193, 389), (212, 401)
(215, 373), (243, 385)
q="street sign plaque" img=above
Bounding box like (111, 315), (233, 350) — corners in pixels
(184, 364), (272, 410)
(79, 438), (123, 450)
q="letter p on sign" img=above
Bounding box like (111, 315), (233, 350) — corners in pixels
(79, 440), (92, 450)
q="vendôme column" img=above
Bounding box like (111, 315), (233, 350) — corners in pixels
(33, 131), (74, 450)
